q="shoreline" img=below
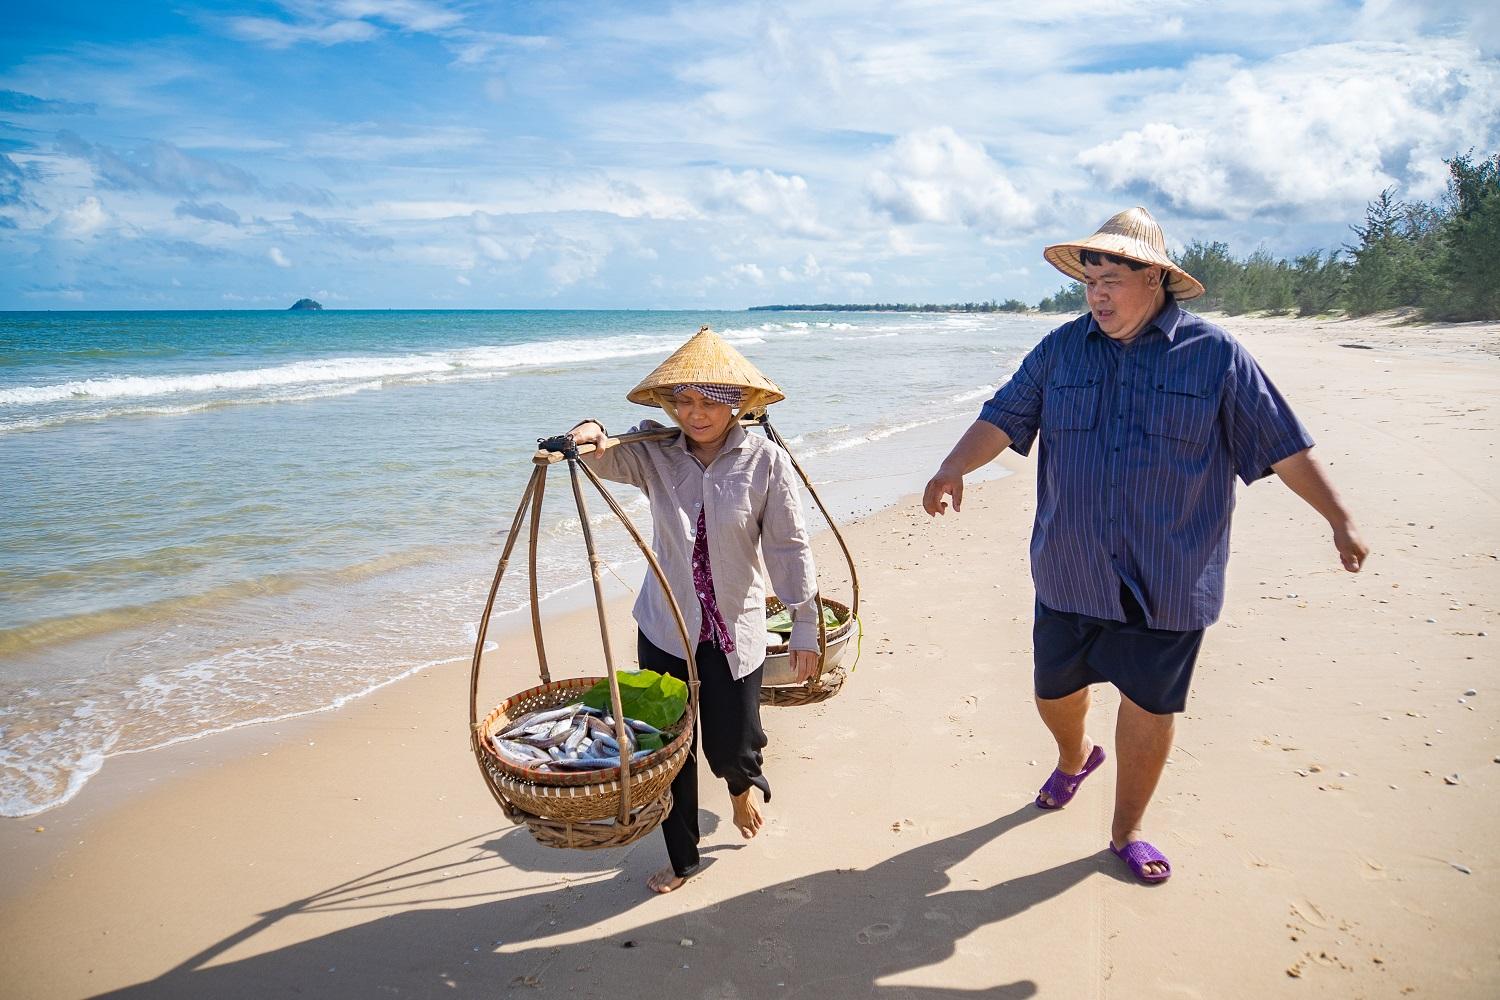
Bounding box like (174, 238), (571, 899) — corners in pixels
(1, 311), (1496, 997)
(0, 403), (1009, 822)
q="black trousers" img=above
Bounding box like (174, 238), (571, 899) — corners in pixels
(637, 632), (770, 878)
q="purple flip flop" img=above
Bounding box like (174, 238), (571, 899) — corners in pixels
(1034, 743), (1106, 810)
(1110, 840), (1172, 883)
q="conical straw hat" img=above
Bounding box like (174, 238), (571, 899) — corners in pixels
(1043, 206), (1204, 300)
(627, 325), (785, 411)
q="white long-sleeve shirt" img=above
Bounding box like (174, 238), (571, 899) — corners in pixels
(587, 419), (819, 679)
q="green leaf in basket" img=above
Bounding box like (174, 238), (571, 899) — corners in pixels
(766, 603), (844, 634)
(636, 732), (665, 752)
(582, 668), (688, 732)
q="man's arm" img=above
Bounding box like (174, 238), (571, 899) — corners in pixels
(922, 420), (1013, 516)
(1271, 448), (1369, 572)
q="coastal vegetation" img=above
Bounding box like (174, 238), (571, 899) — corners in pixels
(1047, 150), (1500, 321)
(768, 150), (1499, 322)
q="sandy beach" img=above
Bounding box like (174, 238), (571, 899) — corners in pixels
(1, 312), (1496, 999)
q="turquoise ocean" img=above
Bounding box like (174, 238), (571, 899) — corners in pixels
(0, 309), (1054, 816)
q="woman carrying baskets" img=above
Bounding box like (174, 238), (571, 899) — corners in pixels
(569, 326), (819, 894)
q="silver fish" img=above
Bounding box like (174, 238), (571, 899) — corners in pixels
(496, 711), (539, 739)
(529, 704), (582, 725)
(494, 739), (547, 765)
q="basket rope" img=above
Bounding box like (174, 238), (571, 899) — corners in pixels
(755, 415), (861, 706)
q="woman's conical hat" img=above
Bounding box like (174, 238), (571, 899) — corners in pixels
(1043, 206), (1205, 300)
(627, 325), (785, 411)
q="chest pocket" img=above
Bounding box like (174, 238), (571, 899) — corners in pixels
(1042, 367), (1103, 432)
(1146, 375), (1219, 445)
(710, 470), (758, 531)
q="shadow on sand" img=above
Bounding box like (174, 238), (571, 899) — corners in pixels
(96, 804), (1116, 998)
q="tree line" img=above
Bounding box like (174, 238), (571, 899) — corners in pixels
(1037, 150), (1500, 321)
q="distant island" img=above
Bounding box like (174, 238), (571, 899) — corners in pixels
(750, 299), (1031, 313)
(288, 298), (324, 311)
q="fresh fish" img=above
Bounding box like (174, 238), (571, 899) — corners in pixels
(563, 722), (589, 752)
(528, 729), (571, 749)
(528, 704), (582, 726)
(626, 719), (661, 735)
(494, 739), (547, 765)
(549, 749), (653, 771)
(547, 746), (565, 761)
(496, 711), (539, 738)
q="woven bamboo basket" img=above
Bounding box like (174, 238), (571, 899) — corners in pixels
(762, 596), (857, 685)
(751, 414), (862, 707)
(468, 429), (700, 849)
(476, 676), (694, 823)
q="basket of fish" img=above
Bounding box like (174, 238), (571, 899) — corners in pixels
(469, 432), (703, 849)
(476, 670), (694, 831)
(761, 596), (858, 689)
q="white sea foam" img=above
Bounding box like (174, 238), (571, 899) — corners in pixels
(0, 334), (680, 408)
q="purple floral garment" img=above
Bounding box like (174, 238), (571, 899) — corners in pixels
(691, 509), (736, 652)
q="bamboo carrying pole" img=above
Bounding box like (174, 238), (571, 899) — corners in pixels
(467, 430), (701, 840)
(545, 416), (860, 686)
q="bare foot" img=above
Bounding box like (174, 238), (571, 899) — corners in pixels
(730, 789), (763, 839)
(1036, 738), (1096, 808)
(647, 866), (688, 894)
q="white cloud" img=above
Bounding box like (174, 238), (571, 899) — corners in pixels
(727, 262), (766, 285)
(777, 253), (821, 282)
(55, 196), (108, 237)
(225, 17), (379, 48)
(268, 246), (292, 267)
(701, 169), (830, 238)
(1077, 40), (1500, 219)
(475, 233), (536, 262)
(547, 239), (609, 288)
(867, 127), (1037, 233)
(455, 273), (471, 285)
(332, 1), (463, 33)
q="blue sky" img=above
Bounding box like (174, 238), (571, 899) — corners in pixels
(1, 1), (1496, 309)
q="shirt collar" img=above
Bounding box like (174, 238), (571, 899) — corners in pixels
(1086, 297), (1183, 343)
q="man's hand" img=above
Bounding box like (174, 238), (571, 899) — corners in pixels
(1333, 521), (1369, 573)
(789, 649), (819, 683)
(923, 467), (964, 516)
(1270, 449), (1369, 573)
(921, 420), (1011, 517)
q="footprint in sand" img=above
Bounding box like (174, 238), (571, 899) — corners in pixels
(774, 885), (812, 904)
(856, 921), (898, 944)
(758, 935), (794, 965)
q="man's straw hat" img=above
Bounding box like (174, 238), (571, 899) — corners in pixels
(627, 325), (785, 412)
(1043, 206), (1205, 300)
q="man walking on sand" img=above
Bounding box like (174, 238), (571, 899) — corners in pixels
(922, 207), (1369, 883)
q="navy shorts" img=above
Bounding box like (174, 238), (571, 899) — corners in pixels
(1033, 586), (1204, 715)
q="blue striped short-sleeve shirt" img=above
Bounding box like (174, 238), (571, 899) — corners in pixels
(979, 301), (1314, 631)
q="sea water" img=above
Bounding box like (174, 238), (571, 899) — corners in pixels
(0, 308), (1054, 815)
